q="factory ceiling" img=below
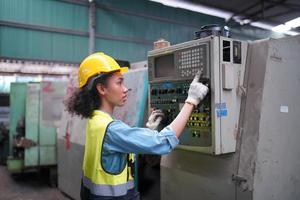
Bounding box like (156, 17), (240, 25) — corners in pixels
(188, 0), (300, 32)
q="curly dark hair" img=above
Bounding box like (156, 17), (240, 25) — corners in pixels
(65, 73), (114, 118)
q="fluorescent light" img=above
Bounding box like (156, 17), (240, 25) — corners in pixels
(242, 19), (252, 24)
(149, 0), (232, 20)
(285, 17), (300, 28)
(272, 24), (291, 33)
(285, 30), (299, 36)
(250, 22), (274, 30)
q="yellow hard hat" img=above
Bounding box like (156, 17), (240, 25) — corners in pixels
(78, 52), (128, 88)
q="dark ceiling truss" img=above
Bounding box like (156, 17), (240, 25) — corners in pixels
(250, 8), (296, 24)
(244, 0), (287, 20)
(227, 0), (299, 27)
(265, 0), (300, 10)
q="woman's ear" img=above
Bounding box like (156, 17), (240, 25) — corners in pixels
(96, 83), (106, 96)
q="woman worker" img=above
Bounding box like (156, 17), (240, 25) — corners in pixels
(66, 52), (209, 200)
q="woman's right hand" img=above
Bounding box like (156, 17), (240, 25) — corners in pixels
(170, 72), (209, 138)
(185, 71), (209, 107)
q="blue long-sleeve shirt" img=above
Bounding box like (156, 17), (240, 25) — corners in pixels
(102, 119), (179, 173)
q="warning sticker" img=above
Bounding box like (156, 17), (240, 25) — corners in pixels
(215, 103), (228, 118)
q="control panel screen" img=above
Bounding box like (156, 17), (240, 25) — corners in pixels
(154, 54), (175, 78)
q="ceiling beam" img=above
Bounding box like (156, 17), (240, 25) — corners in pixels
(227, 1), (261, 22)
(226, 0), (296, 26)
(265, 0), (300, 10)
(250, 9), (298, 23)
(243, 0), (287, 20)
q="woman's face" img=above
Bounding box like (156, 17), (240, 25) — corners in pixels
(99, 72), (128, 107)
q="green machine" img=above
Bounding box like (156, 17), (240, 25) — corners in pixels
(8, 82), (66, 177)
(0, 94), (10, 165)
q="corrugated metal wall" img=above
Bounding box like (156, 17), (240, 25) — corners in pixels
(0, 0), (282, 63)
(0, 0), (87, 30)
(0, 0), (88, 62)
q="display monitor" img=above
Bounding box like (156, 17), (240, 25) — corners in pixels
(154, 54), (175, 78)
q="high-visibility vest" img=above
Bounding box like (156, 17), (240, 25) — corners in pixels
(82, 110), (134, 196)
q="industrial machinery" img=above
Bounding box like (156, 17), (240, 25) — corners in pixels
(0, 93), (9, 164)
(148, 35), (247, 154)
(152, 35), (300, 200)
(0, 121), (9, 164)
(7, 82), (66, 179)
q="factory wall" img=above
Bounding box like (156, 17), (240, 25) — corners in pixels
(0, 0), (283, 63)
(0, 0), (88, 62)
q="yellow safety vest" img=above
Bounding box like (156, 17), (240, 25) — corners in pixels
(82, 110), (134, 196)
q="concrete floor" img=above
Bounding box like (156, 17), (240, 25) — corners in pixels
(0, 160), (161, 200)
(0, 165), (71, 200)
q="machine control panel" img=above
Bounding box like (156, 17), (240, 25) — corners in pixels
(148, 36), (247, 154)
(150, 82), (212, 147)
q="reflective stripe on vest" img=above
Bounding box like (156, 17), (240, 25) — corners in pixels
(82, 176), (134, 196)
(82, 110), (134, 196)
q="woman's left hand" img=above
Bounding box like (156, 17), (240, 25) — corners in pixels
(146, 109), (164, 130)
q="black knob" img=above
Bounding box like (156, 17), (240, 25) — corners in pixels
(151, 89), (157, 95)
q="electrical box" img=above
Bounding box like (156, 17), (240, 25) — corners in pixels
(148, 36), (248, 154)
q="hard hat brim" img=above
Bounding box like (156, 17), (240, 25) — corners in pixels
(119, 67), (129, 73)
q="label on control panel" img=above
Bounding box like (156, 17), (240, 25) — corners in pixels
(215, 102), (228, 118)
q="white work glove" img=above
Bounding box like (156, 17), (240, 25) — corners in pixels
(146, 109), (164, 130)
(185, 71), (209, 107)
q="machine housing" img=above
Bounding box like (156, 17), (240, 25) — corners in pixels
(148, 36), (248, 154)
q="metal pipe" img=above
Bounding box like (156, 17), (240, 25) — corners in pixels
(0, 20), (88, 37)
(88, 0), (96, 54)
(0, 20), (152, 45)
